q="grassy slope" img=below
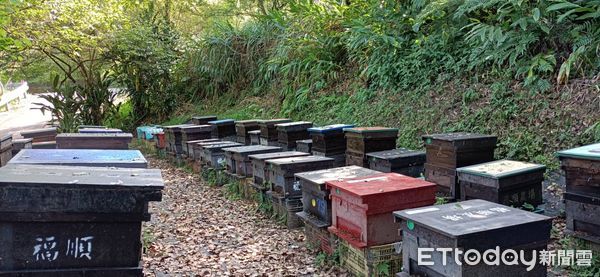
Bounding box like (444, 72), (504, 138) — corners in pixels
(165, 76), (600, 170)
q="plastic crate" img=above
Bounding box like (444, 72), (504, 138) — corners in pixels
(339, 240), (402, 277)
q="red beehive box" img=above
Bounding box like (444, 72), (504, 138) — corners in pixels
(326, 173), (436, 248)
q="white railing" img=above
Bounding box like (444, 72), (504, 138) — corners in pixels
(0, 82), (29, 108)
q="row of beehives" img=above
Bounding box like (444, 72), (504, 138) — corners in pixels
(142, 115), (599, 277)
(0, 126), (164, 276)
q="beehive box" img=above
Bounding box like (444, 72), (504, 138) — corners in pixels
(313, 151), (346, 167)
(249, 151), (310, 190)
(180, 125), (213, 157)
(267, 156), (334, 197)
(222, 145), (282, 177)
(557, 143), (600, 197)
(194, 140), (226, 162)
(0, 165), (163, 276)
(208, 119), (236, 140)
(276, 121), (313, 150)
(187, 139), (220, 161)
(394, 199), (552, 277)
(79, 128), (123, 134)
(456, 160), (545, 207)
(249, 130), (261, 145)
(309, 124), (354, 155)
(32, 141), (56, 149)
(296, 139), (312, 153)
(0, 134), (12, 167)
(9, 149), (148, 168)
(367, 148), (426, 177)
(162, 124), (193, 154)
(422, 133), (497, 168)
(191, 115), (217, 125)
(202, 142), (242, 169)
(258, 119), (292, 145)
(326, 173), (436, 248)
(20, 127), (57, 143)
(302, 216), (338, 254)
(235, 120), (260, 145)
(565, 191), (600, 239)
(339, 240), (402, 277)
(271, 193), (304, 229)
(56, 133), (133, 150)
(345, 127), (398, 167)
(295, 166), (380, 228)
(11, 138), (33, 156)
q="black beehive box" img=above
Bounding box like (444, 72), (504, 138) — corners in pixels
(56, 133), (133, 150)
(20, 127), (57, 143)
(258, 119), (291, 146)
(191, 115), (217, 125)
(457, 160), (545, 207)
(1, 134), (12, 167)
(422, 132), (497, 199)
(208, 119), (236, 141)
(308, 124), (354, 155)
(249, 130), (261, 145)
(564, 192), (600, 239)
(557, 143), (600, 197)
(295, 165), (380, 227)
(187, 139), (220, 161)
(367, 148), (425, 177)
(276, 121), (313, 150)
(202, 142), (242, 169)
(11, 138), (32, 156)
(8, 149), (148, 168)
(267, 156), (334, 198)
(344, 127), (398, 167)
(0, 165), (163, 276)
(249, 151), (310, 190)
(296, 139), (312, 153)
(394, 199), (552, 277)
(180, 125), (213, 157)
(222, 145), (282, 177)
(160, 124), (193, 155)
(235, 120), (260, 145)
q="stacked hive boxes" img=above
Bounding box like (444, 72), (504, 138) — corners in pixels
(367, 148), (425, 177)
(456, 160), (545, 207)
(395, 200), (552, 276)
(309, 124), (354, 167)
(180, 125), (212, 159)
(295, 166), (380, 254)
(21, 127), (57, 149)
(266, 156), (334, 228)
(258, 119), (291, 146)
(276, 121), (313, 151)
(326, 173), (436, 276)
(0, 134), (12, 166)
(161, 124), (192, 156)
(422, 132), (497, 199)
(235, 120), (260, 145)
(201, 142), (242, 169)
(188, 139), (220, 171)
(11, 138), (32, 156)
(344, 127), (398, 167)
(557, 143), (600, 242)
(56, 133), (133, 150)
(208, 119), (237, 142)
(249, 151), (309, 191)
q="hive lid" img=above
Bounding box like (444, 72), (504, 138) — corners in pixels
(276, 121), (313, 128)
(556, 143), (600, 161)
(79, 125), (107, 129)
(208, 119), (235, 125)
(326, 172), (435, 198)
(258, 118), (291, 125)
(308, 124), (355, 134)
(180, 124), (212, 132)
(297, 139), (312, 144)
(20, 127), (57, 136)
(422, 132), (496, 142)
(221, 145), (281, 154)
(12, 138), (33, 145)
(366, 148), (425, 160)
(456, 160), (546, 179)
(394, 199), (552, 239)
(235, 120), (260, 125)
(343, 127), (398, 133)
(187, 139), (220, 145)
(1, 133), (11, 142)
(56, 133), (133, 138)
(79, 128), (122, 134)
(0, 164), (163, 189)
(203, 142), (242, 149)
(295, 165), (380, 185)
(192, 115), (217, 120)
(248, 130), (262, 134)
(249, 151), (309, 161)
(162, 124), (194, 130)
(9, 149), (147, 166)
(266, 155), (334, 166)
